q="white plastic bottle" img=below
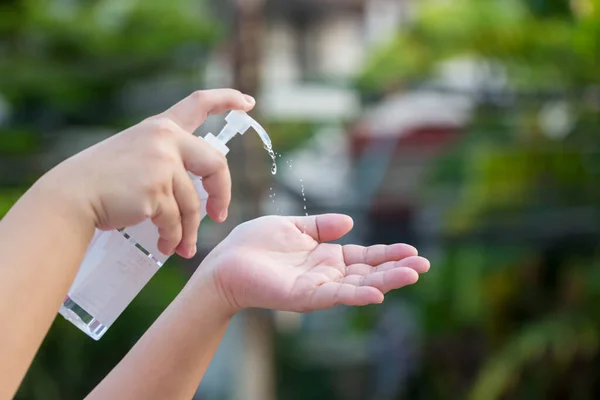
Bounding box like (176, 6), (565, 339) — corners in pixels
(59, 110), (272, 340)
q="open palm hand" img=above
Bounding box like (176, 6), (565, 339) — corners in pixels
(199, 214), (430, 314)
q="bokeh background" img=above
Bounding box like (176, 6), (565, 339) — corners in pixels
(1, 0), (599, 399)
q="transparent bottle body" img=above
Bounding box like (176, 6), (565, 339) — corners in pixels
(59, 178), (209, 340)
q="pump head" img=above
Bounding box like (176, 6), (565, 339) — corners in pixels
(202, 110), (272, 157)
(217, 110), (272, 148)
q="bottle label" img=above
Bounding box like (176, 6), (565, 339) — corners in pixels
(123, 220), (169, 264)
(69, 231), (160, 327)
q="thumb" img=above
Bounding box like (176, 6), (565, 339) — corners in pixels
(162, 89), (256, 133)
(290, 214), (354, 242)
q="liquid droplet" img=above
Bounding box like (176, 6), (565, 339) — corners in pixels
(264, 144), (277, 175)
(300, 178), (308, 216)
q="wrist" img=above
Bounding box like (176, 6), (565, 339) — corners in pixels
(37, 163), (98, 231)
(182, 266), (239, 321)
(33, 168), (97, 239)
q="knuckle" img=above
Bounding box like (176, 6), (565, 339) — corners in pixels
(168, 210), (182, 225)
(158, 215), (182, 234)
(190, 90), (207, 104)
(223, 90), (244, 108)
(142, 203), (154, 220)
(161, 231), (180, 243)
(142, 120), (180, 163)
(181, 236), (198, 248)
(182, 202), (201, 219)
(153, 147), (178, 165)
(213, 153), (228, 171)
(146, 144), (178, 167)
(148, 123), (182, 152)
(148, 117), (177, 137)
(143, 179), (168, 198)
(143, 182), (160, 197)
(226, 88), (243, 99)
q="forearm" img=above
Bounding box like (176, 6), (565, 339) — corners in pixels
(87, 273), (233, 400)
(0, 174), (95, 398)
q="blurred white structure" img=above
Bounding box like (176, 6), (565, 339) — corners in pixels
(258, 0), (410, 121)
(276, 57), (506, 215)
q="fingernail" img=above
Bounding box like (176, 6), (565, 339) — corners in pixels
(244, 95), (256, 106)
(189, 245), (197, 258)
(220, 209), (228, 222)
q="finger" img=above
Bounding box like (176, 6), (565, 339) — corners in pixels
(340, 268), (419, 295)
(308, 283), (383, 310)
(394, 256), (430, 274)
(163, 89), (256, 133)
(152, 195), (182, 256)
(346, 256), (430, 276)
(173, 170), (201, 259)
(291, 214), (354, 243)
(343, 243), (418, 266)
(176, 133), (231, 222)
(202, 162), (232, 223)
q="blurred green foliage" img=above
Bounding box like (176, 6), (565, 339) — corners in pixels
(0, 0), (219, 398)
(0, 130), (39, 155)
(357, 0), (600, 398)
(261, 120), (317, 153)
(0, 189), (26, 217)
(424, 120), (600, 398)
(0, 0), (219, 125)
(358, 0), (599, 92)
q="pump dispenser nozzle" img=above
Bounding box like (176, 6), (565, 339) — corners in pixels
(203, 111), (271, 156)
(207, 111), (271, 154)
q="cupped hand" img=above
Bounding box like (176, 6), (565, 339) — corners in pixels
(198, 214), (430, 314)
(43, 89), (255, 258)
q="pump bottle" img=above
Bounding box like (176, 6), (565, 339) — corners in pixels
(59, 110), (271, 340)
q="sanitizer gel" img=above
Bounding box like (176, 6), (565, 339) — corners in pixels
(59, 110), (272, 340)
